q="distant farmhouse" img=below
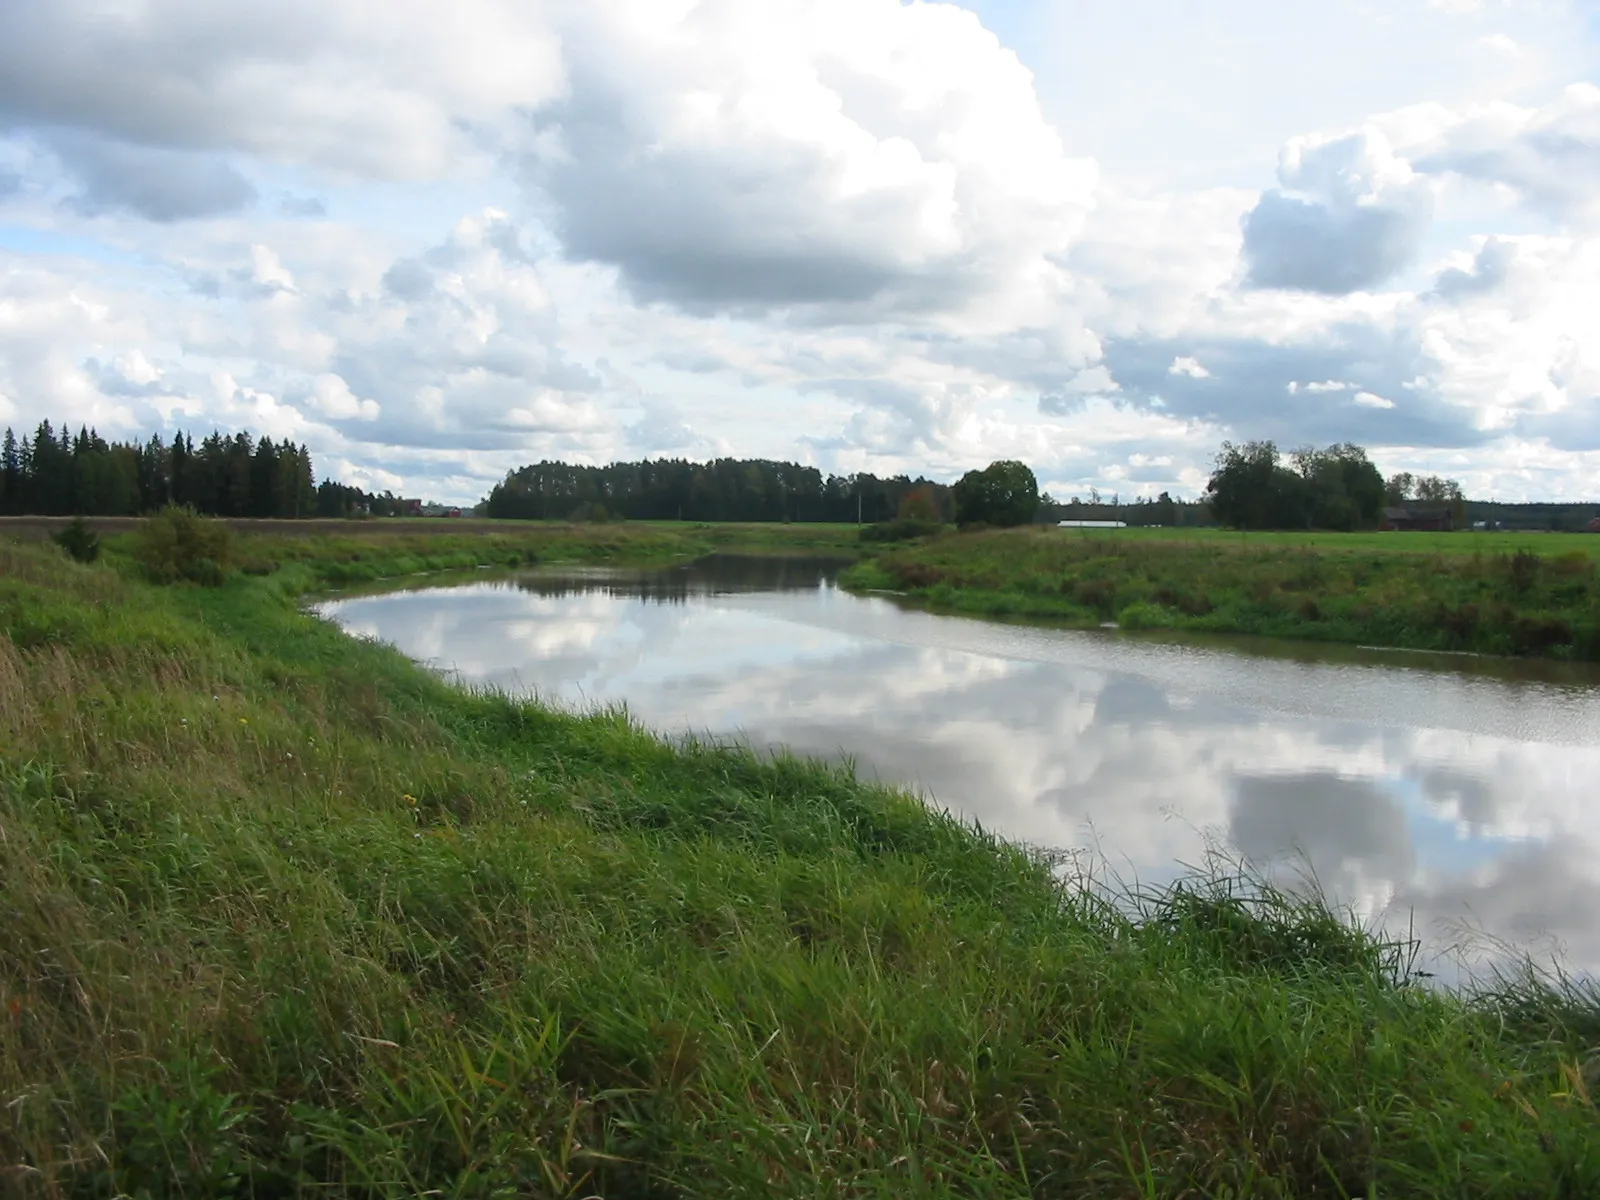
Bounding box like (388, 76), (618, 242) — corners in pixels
(1589, 516), (1600, 533)
(1058, 520), (1128, 529)
(1380, 505), (1455, 532)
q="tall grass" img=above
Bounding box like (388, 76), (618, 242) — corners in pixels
(846, 527), (1600, 661)
(107, 520), (866, 594)
(2, 538), (1597, 1196)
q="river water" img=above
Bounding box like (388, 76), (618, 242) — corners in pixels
(318, 555), (1600, 982)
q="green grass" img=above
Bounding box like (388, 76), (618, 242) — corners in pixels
(3, 536), (1599, 1197)
(89, 520), (866, 595)
(1036, 526), (1600, 557)
(843, 526), (1600, 661)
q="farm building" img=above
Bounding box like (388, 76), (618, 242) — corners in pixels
(1058, 520), (1128, 529)
(1589, 517), (1600, 533)
(1381, 505), (1455, 532)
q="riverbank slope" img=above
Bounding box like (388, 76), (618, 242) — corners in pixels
(844, 526), (1600, 660)
(3, 515), (865, 591)
(3, 538), (1598, 1195)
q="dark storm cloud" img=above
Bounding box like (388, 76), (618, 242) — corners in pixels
(50, 131), (256, 221)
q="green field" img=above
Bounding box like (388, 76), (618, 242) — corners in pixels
(2, 530), (1599, 1195)
(1042, 524), (1600, 556)
(843, 525), (1600, 661)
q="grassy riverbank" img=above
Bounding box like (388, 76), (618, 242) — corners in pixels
(0, 516), (864, 592)
(3, 538), (1599, 1196)
(845, 526), (1600, 660)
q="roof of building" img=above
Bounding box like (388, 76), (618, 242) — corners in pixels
(1382, 505), (1453, 520)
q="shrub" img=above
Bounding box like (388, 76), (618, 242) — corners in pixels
(1116, 601), (1176, 630)
(133, 507), (233, 585)
(1508, 549), (1540, 595)
(1073, 576), (1119, 615)
(52, 516), (101, 563)
(1435, 602), (1481, 645)
(890, 562), (947, 588)
(860, 518), (944, 544)
(1508, 613), (1573, 655)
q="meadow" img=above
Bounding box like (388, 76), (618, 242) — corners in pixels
(1044, 526), (1600, 556)
(1, 529), (1598, 1195)
(844, 526), (1600, 661)
(2, 516), (865, 592)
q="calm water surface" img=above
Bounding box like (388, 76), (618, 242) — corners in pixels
(319, 556), (1600, 980)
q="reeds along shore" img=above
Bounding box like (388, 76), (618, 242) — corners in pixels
(843, 526), (1600, 661)
(2, 534), (1598, 1197)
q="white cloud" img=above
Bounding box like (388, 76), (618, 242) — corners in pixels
(1478, 33), (1523, 58)
(308, 373), (379, 421)
(0, 0), (1599, 502)
(0, 0), (566, 180)
(1408, 83), (1600, 225)
(1241, 128), (1435, 293)
(519, 0), (1096, 315)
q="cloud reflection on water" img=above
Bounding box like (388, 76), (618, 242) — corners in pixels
(322, 564), (1600, 981)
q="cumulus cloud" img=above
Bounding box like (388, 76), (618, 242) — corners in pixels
(1101, 318), (1483, 449)
(1410, 83), (1600, 224)
(1431, 235), (1518, 298)
(518, 0), (1096, 314)
(3, 0), (1600, 502)
(46, 130), (257, 221)
(306, 373), (380, 421)
(0, 0), (566, 180)
(1242, 128), (1434, 293)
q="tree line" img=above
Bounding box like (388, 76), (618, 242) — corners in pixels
(1205, 440), (1466, 530)
(0, 419), (393, 519)
(485, 458), (958, 524)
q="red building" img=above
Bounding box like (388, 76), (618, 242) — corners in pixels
(1380, 505), (1455, 532)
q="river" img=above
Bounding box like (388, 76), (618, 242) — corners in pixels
(318, 554), (1600, 983)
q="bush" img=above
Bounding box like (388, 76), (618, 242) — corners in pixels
(52, 516), (101, 563)
(133, 507), (233, 586)
(859, 518), (944, 544)
(1117, 601), (1176, 630)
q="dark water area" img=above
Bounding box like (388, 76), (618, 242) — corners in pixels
(320, 555), (1600, 983)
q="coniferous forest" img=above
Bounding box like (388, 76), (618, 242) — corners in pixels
(0, 421), (317, 519)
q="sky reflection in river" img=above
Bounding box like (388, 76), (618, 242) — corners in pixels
(320, 557), (1600, 981)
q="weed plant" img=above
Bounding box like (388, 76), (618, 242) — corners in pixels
(1, 540), (1597, 1196)
(847, 527), (1600, 660)
(49, 519), (99, 565)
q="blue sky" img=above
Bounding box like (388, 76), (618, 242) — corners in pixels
(2, 0), (1599, 504)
